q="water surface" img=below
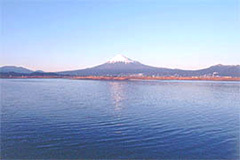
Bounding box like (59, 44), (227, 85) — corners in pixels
(1, 79), (239, 159)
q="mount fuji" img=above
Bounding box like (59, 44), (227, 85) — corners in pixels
(59, 54), (173, 76)
(91, 54), (160, 70)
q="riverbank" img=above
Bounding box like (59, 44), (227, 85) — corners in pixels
(72, 76), (240, 81)
(1, 76), (240, 81)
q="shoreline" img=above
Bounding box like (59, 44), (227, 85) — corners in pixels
(1, 76), (240, 81)
(72, 76), (240, 81)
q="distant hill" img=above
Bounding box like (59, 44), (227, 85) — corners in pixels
(0, 66), (59, 77)
(35, 70), (45, 73)
(0, 72), (59, 77)
(0, 66), (33, 74)
(190, 64), (240, 77)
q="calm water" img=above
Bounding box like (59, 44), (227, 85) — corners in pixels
(1, 79), (239, 159)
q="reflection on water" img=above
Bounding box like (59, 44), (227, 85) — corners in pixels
(1, 79), (240, 159)
(108, 82), (126, 111)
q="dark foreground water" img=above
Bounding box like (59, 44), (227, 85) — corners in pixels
(1, 79), (239, 159)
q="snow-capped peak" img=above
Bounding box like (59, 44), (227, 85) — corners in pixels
(108, 54), (136, 64)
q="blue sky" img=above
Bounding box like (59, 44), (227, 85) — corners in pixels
(1, 0), (239, 71)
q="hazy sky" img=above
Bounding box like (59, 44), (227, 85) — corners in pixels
(1, 0), (239, 71)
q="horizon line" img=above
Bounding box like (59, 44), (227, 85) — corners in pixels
(1, 63), (240, 73)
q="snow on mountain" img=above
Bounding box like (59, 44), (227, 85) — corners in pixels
(107, 54), (137, 64)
